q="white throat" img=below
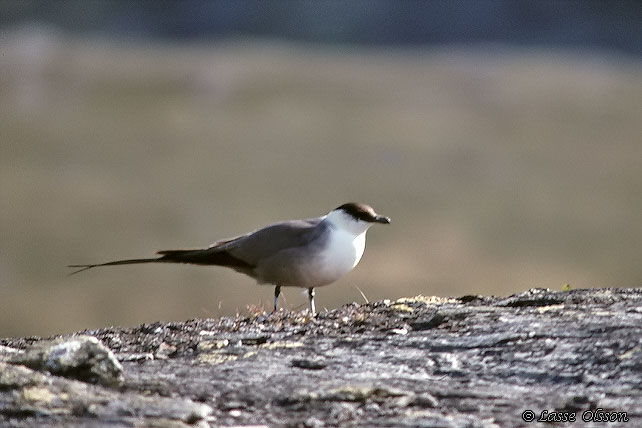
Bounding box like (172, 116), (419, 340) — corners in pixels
(308, 210), (371, 283)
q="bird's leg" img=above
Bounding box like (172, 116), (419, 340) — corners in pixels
(273, 285), (281, 312)
(308, 287), (316, 315)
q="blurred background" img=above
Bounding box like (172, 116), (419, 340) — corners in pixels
(1, 1), (642, 337)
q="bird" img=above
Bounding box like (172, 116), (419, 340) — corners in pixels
(69, 202), (390, 314)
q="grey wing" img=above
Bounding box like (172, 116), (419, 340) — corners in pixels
(213, 218), (327, 266)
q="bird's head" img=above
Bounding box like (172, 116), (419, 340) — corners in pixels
(325, 202), (391, 235)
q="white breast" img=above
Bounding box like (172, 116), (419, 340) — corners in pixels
(314, 228), (366, 286)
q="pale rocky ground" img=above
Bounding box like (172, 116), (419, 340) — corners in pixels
(1, 288), (641, 427)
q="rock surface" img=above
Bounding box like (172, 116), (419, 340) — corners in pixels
(1, 288), (641, 427)
(7, 335), (124, 387)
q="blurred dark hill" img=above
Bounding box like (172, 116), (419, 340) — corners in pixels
(1, 0), (642, 55)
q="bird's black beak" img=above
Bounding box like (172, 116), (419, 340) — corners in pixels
(374, 215), (391, 224)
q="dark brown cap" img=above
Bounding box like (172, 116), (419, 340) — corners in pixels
(334, 202), (391, 224)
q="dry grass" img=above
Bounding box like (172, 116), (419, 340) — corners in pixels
(2, 30), (642, 336)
